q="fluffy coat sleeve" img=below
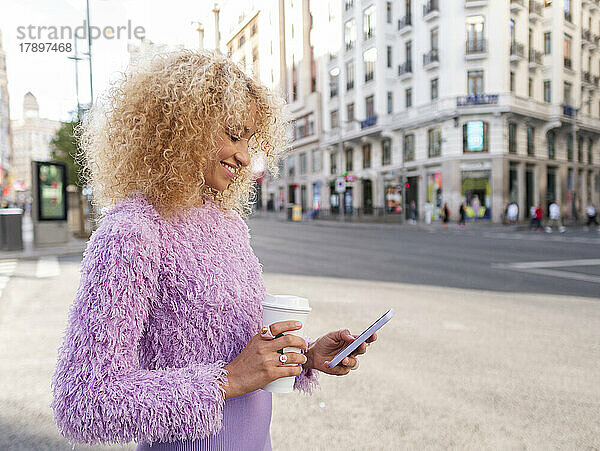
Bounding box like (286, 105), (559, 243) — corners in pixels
(50, 214), (228, 446)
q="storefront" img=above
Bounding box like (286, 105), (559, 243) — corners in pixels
(312, 180), (322, 211)
(461, 169), (491, 219)
(427, 171), (442, 220)
(329, 180), (340, 214)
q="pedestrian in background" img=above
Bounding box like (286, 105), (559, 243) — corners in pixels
(529, 205), (537, 230)
(458, 202), (466, 229)
(50, 50), (376, 450)
(586, 203), (599, 231)
(442, 202), (450, 230)
(506, 202), (518, 224)
(409, 200), (417, 224)
(546, 200), (565, 233)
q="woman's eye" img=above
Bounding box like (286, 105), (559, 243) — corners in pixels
(227, 133), (240, 142)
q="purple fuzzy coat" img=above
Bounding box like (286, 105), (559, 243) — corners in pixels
(50, 192), (318, 447)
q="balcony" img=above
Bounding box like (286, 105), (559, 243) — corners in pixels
(528, 49), (542, 68)
(510, 41), (525, 62)
(582, 71), (592, 84)
(423, 49), (440, 69)
(564, 57), (572, 70)
(510, 0), (524, 13)
(582, 29), (591, 43)
(398, 15), (412, 34)
(465, 0), (488, 7)
(595, 76), (600, 87)
(564, 10), (572, 23)
(423, 0), (439, 21)
(360, 115), (377, 129)
(528, 0), (542, 21)
(465, 39), (487, 59)
(397, 61), (413, 79)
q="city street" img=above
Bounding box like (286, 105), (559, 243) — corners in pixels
(248, 216), (600, 299)
(0, 219), (597, 449)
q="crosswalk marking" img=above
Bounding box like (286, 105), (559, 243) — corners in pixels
(493, 259), (600, 284)
(483, 232), (600, 245)
(0, 260), (17, 300)
(35, 256), (61, 278)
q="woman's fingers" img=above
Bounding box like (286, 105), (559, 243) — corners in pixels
(267, 320), (303, 336)
(269, 333), (308, 352)
(274, 351), (307, 366)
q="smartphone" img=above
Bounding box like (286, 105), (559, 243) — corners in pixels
(326, 308), (395, 368)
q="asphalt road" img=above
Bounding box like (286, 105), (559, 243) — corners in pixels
(247, 218), (600, 299)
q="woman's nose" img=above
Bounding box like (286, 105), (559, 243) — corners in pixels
(235, 143), (251, 167)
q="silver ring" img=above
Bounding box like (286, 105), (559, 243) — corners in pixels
(279, 354), (288, 364)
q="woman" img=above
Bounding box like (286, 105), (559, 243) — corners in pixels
(458, 202), (466, 229)
(50, 50), (376, 450)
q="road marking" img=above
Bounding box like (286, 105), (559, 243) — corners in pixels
(0, 260), (17, 299)
(493, 259), (600, 284)
(35, 256), (60, 278)
(483, 232), (600, 245)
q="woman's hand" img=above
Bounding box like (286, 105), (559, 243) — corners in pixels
(222, 321), (308, 399)
(306, 329), (377, 376)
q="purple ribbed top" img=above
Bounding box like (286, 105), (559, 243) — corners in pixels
(50, 193), (318, 448)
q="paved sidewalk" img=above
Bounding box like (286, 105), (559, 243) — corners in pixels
(0, 261), (597, 450)
(0, 213), (88, 261)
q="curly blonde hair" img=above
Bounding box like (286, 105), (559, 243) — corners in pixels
(77, 49), (289, 220)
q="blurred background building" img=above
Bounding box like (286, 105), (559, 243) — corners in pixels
(219, 0), (600, 223)
(11, 92), (61, 204)
(0, 30), (14, 206)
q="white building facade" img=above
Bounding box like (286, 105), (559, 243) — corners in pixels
(11, 93), (61, 199)
(0, 30), (13, 203)
(220, 0), (600, 223)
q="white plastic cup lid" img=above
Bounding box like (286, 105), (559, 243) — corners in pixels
(262, 294), (311, 313)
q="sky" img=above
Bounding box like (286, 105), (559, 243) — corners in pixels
(0, 0), (220, 121)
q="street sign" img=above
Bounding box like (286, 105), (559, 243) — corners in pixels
(335, 177), (346, 193)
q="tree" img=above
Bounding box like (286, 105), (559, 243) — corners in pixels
(50, 120), (84, 190)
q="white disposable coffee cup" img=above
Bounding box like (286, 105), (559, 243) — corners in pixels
(261, 294), (311, 393)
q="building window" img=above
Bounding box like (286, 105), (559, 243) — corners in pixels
(330, 151), (338, 174)
(509, 122), (517, 154)
(345, 19), (356, 51)
(294, 113), (315, 140)
(362, 143), (372, 168)
(330, 67), (339, 98)
(564, 81), (572, 105)
(544, 32), (551, 54)
(330, 110), (339, 129)
(292, 59), (297, 101)
(406, 88), (413, 108)
(345, 147), (353, 172)
(564, 34), (572, 69)
(387, 46), (392, 68)
(287, 155), (295, 176)
(346, 61), (355, 91)
(364, 47), (376, 82)
(406, 40), (412, 68)
(431, 77), (439, 100)
(363, 5), (376, 40)
(382, 138), (391, 165)
(238, 33), (246, 47)
(299, 152), (307, 175)
(547, 131), (555, 159)
(510, 72), (515, 92)
(251, 23), (257, 36)
(312, 149), (321, 173)
(463, 121), (489, 152)
(347, 103), (355, 122)
(365, 95), (375, 118)
(404, 133), (415, 161)
(578, 135), (583, 163)
(468, 70), (484, 95)
(387, 91), (393, 114)
(544, 80), (551, 103)
(528, 78), (533, 98)
(466, 15), (485, 52)
(564, 0), (571, 22)
(428, 128), (442, 158)
(588, 138), (593, 164)
(345, 0), (354, 11)
(527, 126), (535, 156)
(566, 134), (573, 161)
(431, 27), (439, 51)
(386, 2), (392, 24)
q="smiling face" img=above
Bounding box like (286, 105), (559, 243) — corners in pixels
(204, 105), (258, 192)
